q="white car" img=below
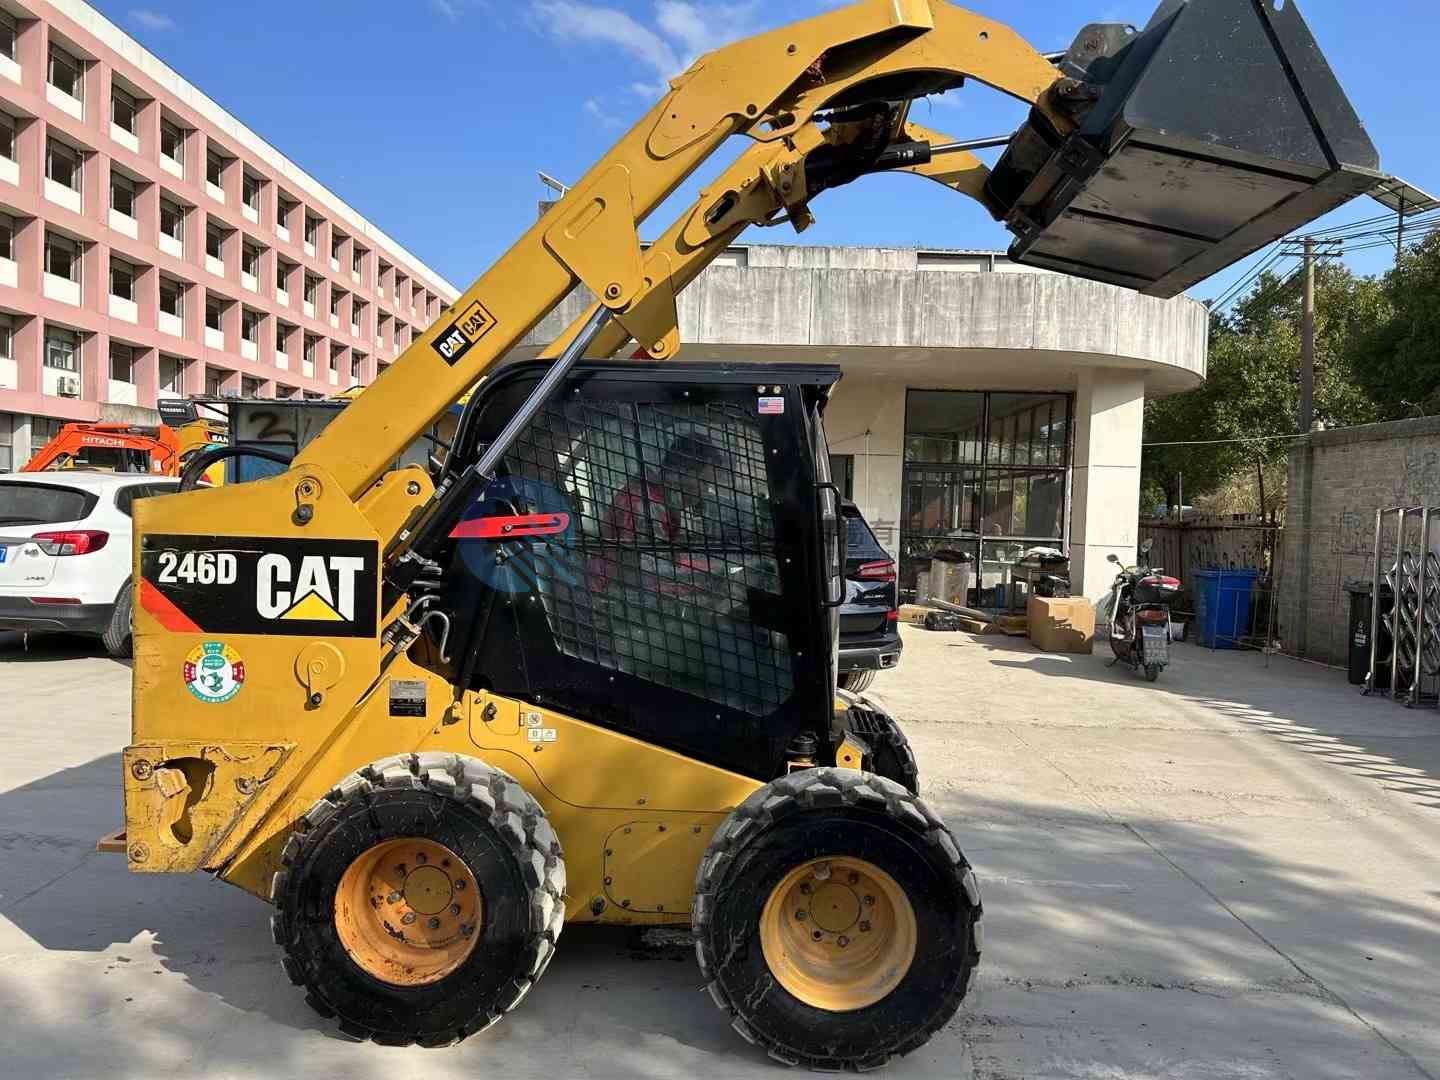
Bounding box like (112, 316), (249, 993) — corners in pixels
(0, 472), (182, 657)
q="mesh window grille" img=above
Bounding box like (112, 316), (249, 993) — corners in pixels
(497, 398), (794, 716)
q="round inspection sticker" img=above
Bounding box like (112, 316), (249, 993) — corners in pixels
(184, 641), (246, 704)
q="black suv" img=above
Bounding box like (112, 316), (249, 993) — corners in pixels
(838, 501), (902, 692)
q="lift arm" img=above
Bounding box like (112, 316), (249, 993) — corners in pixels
(295, 0), (1378, 518)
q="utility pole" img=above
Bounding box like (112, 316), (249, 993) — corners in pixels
(1299, 235), (1315, 434)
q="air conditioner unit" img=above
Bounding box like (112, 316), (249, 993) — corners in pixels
(56, 375), (80, 398)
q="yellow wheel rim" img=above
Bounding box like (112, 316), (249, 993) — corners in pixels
(334, 838), (482, 986)
(759, 856), (917, 1012)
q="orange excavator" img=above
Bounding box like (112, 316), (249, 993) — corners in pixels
(24, 401), (227, 482)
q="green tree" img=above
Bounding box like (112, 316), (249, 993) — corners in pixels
(1142, 263), (1381, 516)
(1349, 233), (1440, 418)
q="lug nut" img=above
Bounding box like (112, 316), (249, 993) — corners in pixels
(402, 912), (416, 925)
(848, 871), (859, 885)
(837, 936), (849, 948)
(450, 904), (461, 916)
(860, 920), (871, 933)
(863, 895), (875, 906)
(388, 891), (402, 903)
(415, 852), (427, 864)
(811, 931), (823, 941)
(795, 910), (807, 921)
(428, 917), (441, 930)
(799, 882), (812, 896)
(455, 879), (467, 890)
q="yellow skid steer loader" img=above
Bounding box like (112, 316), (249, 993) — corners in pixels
(105, 0), (1379, 1066)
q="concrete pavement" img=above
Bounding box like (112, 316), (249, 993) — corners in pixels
(1, 626), (1437, 1079)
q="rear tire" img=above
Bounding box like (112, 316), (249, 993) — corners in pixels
(102, 581), (133, 659)
(693, 768), (980, 1070)
(1145, 663), (1161, 683)
(838, 669), (877, 694)
(270, 752), (565, 1046)
(845, 699), (919, 794)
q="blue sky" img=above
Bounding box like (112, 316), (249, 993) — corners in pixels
(104, 1), (1437, 305)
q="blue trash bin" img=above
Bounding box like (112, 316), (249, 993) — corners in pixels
(1192, 568), (1260, 649)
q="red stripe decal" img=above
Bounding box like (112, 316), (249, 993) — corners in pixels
(139, 578), (201, 633)
(450, 513), (570, 540)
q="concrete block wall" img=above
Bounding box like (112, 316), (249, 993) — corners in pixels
(1281, 416), (1440, 665)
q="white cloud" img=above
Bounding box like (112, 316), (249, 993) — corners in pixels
(531, 2), (680, 78)
(129, 8), (174, 30)
(531, 1), (761, 88)
(583, 97), (624, 129)
(432, 0), (459, 19)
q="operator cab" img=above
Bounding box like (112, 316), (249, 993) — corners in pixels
(432, 361), (844, 781)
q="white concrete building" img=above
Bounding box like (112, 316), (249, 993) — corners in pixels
(522, 243), (1209, 603)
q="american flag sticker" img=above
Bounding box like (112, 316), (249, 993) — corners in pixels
(758, 396), (785, 415)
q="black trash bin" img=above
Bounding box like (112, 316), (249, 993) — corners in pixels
(1344, 582), (1392, 687)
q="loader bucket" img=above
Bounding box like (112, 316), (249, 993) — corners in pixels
(985, 0), (1381, 298)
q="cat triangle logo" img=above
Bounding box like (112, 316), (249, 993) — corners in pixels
(280, 591), (345, 621)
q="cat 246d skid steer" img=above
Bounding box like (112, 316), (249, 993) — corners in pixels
(107, 0), (1379, 1066)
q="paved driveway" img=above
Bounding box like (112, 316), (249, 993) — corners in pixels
(1, 626), (1437, 1079)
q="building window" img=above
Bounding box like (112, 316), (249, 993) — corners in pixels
(45, 232), (79, 281)
(351, 356), (362, 379)
(0, 412), (11, 473)
(110, 171), (136, 216)
(159, 279), (183, 317)
(160, 198), (184, 242)
(241, 308), (260, 343)
(242, 375), (262, 397)
(241, 243), (260, 277)
(110, 343), (134, 382)
(46, 139), (80, 191)
(0, 212), (13, 261)
(352, 301), (364, 330)
(159, 356), (185, 394)
(303, 276), (318, 304)
(394, 322), (403, 346)
(205, 297), (222, 331)
(304, 217), (318, 246)
(243, 172), (261, 210)
(900, 390), (1073, 604)
(303, 337), (316, 364)
(0, 113), (15, 162)
(45, 326), (79, 372)
(112, 85), (137, 134)
(205, 366), (225, 396)
(48, 45), (82, 100)
(276, 195), (290, 228)
(0, 11), (16, 62)
(110, 257), (135, 300)
(0, 314), (12, 360)
(275, 323), (288, 351)
(160, 119), (184, 163)
(206, 148), (224, 187)
(330, 290), (343, 317)
(352, 248), (364, 275)
(206, 224), (223, 260)
(332, 235), (344, 261)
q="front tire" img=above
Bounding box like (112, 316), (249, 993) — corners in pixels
(693, 768), (980, 1070)
(1145, 663), (1162, 683)
(102, 580), (133, 658)
(270, 752), (565, 1046)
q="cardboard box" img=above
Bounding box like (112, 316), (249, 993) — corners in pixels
(1027, 596), (1095, 654)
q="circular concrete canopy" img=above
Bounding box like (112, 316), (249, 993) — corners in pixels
(520, 247), (1208, 397)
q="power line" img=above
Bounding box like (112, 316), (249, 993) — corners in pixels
(1143, 431), (1314, 449)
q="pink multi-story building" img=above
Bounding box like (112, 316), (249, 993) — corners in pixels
(0, 0), (457, 470)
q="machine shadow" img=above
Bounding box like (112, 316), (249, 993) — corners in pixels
(2, 747), (1438, 1077)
